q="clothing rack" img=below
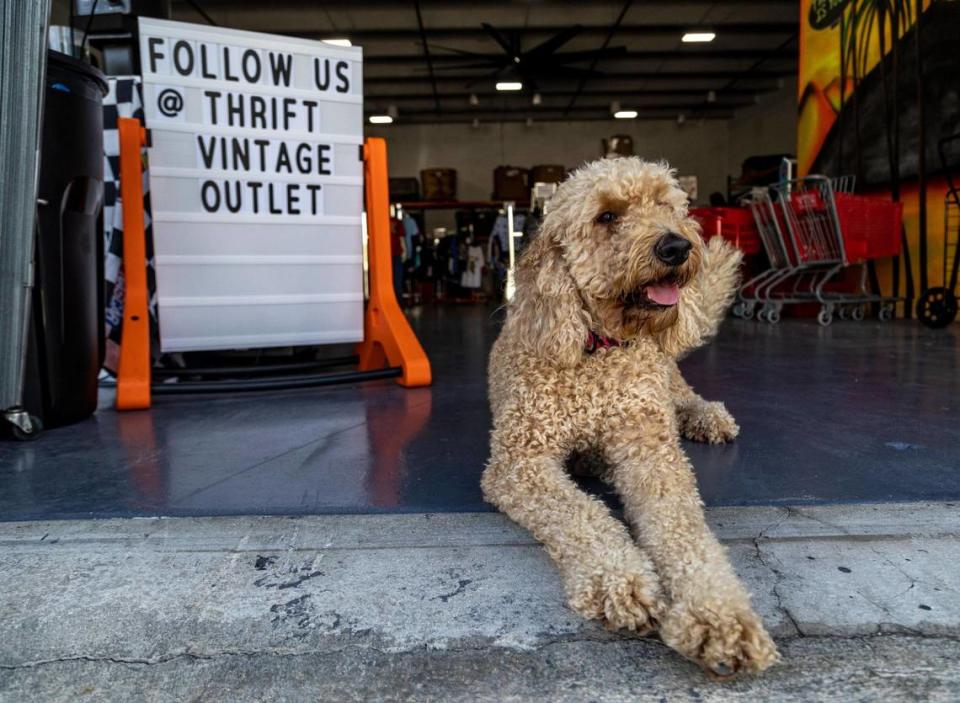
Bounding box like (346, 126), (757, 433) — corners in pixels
(391, 200), (533, 305)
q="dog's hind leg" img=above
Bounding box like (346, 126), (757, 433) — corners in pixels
(482, 439), (665, 633)
(605, 406), (779, 678)
(668, 359), (739, 444)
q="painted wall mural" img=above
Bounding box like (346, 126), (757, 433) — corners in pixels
(798, 0), (960, 322)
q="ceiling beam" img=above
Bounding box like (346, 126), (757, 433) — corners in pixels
(277, 23), (798, 42)
(369, 113), (735, 124)
(565, 0), (633, 115)
(720, 33), (799, 92)
(385, 104), (743, 116)
(365, 103), (755, 113)
(368, 49), (798, 64)
(413, 0), (441, 115)
(366, 87), (770, 100)
(364, 69), (788, 84)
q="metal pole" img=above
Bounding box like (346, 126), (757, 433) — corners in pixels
(0, 0), (51, 434)
(505, 201), (518, 301)
(915, 0), (928, 293)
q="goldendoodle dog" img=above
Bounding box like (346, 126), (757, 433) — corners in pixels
(482, 157), (779, 678)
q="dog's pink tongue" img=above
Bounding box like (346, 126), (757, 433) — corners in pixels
(645, 282), (680, 306)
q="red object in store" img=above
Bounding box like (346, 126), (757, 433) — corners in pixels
(690, 206), (762, 255)
(785, 190), (902, 263)
(833, 193), (903, 262)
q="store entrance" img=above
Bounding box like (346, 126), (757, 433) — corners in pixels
(389, 173), (557, 311)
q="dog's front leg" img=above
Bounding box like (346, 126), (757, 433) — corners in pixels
(483, 442), (665, 633)
(606, 408), (779, 677)
(667, 359), (739, 444)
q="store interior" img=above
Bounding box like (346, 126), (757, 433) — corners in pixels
(2, 0), (960, 521)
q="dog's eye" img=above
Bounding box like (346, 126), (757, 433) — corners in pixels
(596, 211), (617, 224)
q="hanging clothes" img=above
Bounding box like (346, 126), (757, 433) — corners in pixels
(460, 244), (485, 289)
(490, 211), (526, 256)
(401, 212), (420, 261)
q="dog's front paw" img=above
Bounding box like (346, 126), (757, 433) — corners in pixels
(677, 400), (739, 444)
(565, 559), (666, 634)
(659, 600), (780, 678)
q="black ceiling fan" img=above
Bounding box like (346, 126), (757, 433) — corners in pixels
(428, 23), (627, 89)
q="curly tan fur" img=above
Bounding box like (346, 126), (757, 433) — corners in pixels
(482, 158), (778, 678)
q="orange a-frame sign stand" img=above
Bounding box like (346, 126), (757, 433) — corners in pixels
(115, 118), (152, 410)
(356, 137), (432, 387)
(114, 124), (430, 410)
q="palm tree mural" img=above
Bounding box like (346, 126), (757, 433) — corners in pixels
(799, 0), (960, 322)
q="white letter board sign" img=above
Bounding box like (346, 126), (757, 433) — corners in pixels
(137, 18), (364, 352)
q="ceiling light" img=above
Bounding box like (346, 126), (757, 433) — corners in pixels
(532, 92), (542, 106)
(614, 110), (638, 119)
(469, 93), (479, 106)
(706, 90), (716, 103)
(526, 117), (533, 127)
(472, 118), (480, 128)
(369, 115), (394, 124)
(496, 81), (523, 91)
(322, 38), (352, 47)
(682, 32), (716, 43)
(677, 113), (686, 125)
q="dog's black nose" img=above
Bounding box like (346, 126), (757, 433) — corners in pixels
(654, 232), (692, 266)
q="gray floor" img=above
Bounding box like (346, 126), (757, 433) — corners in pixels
(1, 307), (959, 521)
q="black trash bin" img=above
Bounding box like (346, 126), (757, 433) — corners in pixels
(24, 51), (109, 428)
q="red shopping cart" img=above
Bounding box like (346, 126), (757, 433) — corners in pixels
(691, 206), (763, 256)
(736, 176), (902, 325)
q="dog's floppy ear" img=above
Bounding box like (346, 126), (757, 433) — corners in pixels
(506, 222), (591, 368)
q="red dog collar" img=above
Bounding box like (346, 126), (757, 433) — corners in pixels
(585, 331), (624, 353)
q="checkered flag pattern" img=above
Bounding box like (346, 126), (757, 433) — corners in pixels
(102, 77), (160, 372)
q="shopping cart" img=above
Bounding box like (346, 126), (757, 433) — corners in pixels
(690, 206), (763, 256)
(733, 176), (901, 325)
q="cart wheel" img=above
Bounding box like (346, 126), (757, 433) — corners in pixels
(741, 304), (754, 320)
(916, 287), (958, 329)
(837, 306), (849, 320)
(878, 304), (894, 322)
(767, 309), (781, 324)
(7, 414), (43, 442)
(817, 308), (833, 327)
(732, 302), (745, 318)
(851, 305), (865, 321)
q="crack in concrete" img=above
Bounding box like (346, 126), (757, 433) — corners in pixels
(756, 507), (791, 541)
(430, 579), (473, 603)
(783, 506), (851, 535)
(750, 509), (804, 638)
(4, 632), (960, 672)
(865, 546), (946, 603)
(751, 536), (804, 638)
(859, 592), (895, 616)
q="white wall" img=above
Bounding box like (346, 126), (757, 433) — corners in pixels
(369, 118), (731, 204)
(368, 80), (798, 208)
(726, 78), (799, 177)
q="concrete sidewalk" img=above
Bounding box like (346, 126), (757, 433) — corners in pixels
(2, 502), (960, 701)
